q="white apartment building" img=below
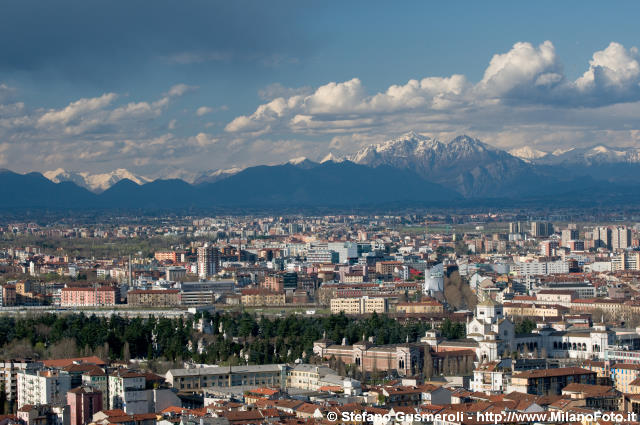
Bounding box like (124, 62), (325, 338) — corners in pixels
(197, 244), (220, 279)
(513, 260), (569, 276)
(470, 360), (512, 395)
(0, 360), (42, 403)
(108, 370), (147, 414)
(17, 370), (71, 408)
(287, 364), (361, 395)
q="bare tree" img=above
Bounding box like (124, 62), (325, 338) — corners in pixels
(47, 338), (78, 359)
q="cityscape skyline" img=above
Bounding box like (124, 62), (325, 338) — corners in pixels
(2, 1), (640, 176)
(5, 3), (640, 424)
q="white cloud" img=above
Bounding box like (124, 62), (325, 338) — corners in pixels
(37, 93), (117, 126)
(575, 42), (640, 94)
(196, 106), (213, 116)
(167, 83), (197, 97)
(108, 97), (168, 122)
(225, 40), (640, 136)
(477, 41), (562, 97)
(369, 75), (469, 112)
(190, 132), (219, 147)
(305, 78), (366, 114)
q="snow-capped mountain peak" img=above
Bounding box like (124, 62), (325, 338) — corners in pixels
(508, 146), (549, 162)
(43, 168), (151, 192)
(532, 144), (640, 165)
(288, 156), (308, 165)
(320, 152), (343, 163)
(345, 132), (530, 197)
(192, 167), (244, 185)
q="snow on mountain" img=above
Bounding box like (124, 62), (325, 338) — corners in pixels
(44, 168), (151, 192)
(288, 156), (308, 165)
(552, 147), (574, 156)
(43, 169), (90, 189)
(320, 152), (344, 163)
(537, 145), (640, 165)
(347, 132), (531, 197)
(192, 167), (244, 185)
(508, 146), (549, 162)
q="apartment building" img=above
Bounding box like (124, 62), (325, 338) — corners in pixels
(286, 364), (360, 394)
(396, 300), (444, 314)
(165, 365), (285, 391)
(502, 302), (568, 319)
(509, 367), (596, 395)
(67, 386), (103, 425)
(612, 251), (640, 271)
(470, 360), (512, 395)
(179, 280), (234, 306)
(330, 296), (388, 315)
(154, 251), (178, 263)
(611, 363), (640, 393)
(241, 288), (285, 306)
(17, 370), (72, 408)
(0, 359), (41, 404)
(375, 261), (403, 276)
(81, 368), (108, 407)
(108, 370), (147, 414)
(127, 289), (180, 307)
(60, 286), (118, 307)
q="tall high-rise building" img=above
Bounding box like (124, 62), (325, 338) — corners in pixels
(593, 226), (612, 249)
(509, 221), (525, 234)
(530, 221), (553, 237)
(561, 229), (579, 247)
(197, 243), (220, 279)
(612, 226), (631, 250)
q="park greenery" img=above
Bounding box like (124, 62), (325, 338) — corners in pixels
(0, 311), (466, 372)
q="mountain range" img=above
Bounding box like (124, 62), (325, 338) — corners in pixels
(4, 132), (640, 209)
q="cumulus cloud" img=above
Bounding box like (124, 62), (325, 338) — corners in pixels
(477, 41), (563, 97)
(574, 42), (640, 103)
(225, 41), (640, 136)
(38, 93), (117, 126)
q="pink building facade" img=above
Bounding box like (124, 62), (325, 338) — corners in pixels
(61, 287), (118, 307)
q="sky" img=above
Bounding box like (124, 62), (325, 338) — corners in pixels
(2, 0), (640, 179)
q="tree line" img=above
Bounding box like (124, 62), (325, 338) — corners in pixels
(0, 311), (466, 371)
